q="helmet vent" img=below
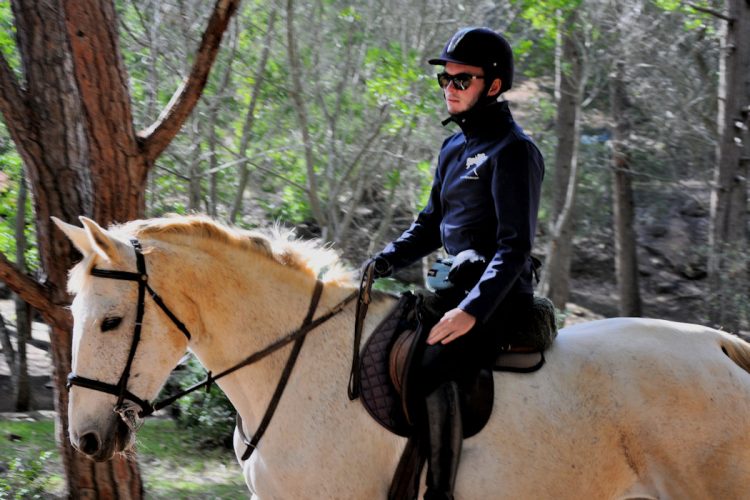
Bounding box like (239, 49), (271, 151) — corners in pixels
(447, 28), (472, 53)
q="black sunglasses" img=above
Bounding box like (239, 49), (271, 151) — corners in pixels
(437, 71), (484, 91)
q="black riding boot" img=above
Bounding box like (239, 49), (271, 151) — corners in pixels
(424, 381), (462, 500)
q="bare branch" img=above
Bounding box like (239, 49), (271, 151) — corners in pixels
(0, 252), (71, 332)
(684, 2), (734, 22)
(286, 0), (328, 230)
(330, 106), (390, 200)
(230, 7), (278, 222)
(138, 0), (241, 163)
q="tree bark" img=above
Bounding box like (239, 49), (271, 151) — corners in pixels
(708, 0), (749, 331)
(0, 0), (239, 496)
(187, 122), (204, 212)
(0, 314), (15, 385)
(539, 11), (585, 312)
(609, 61), (642, 317)
(13, 295), (32, 411)
(14, 173), (32, 411)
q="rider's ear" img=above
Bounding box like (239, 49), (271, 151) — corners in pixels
(52, 216), (93, 257)
(79, 217), (128, 263)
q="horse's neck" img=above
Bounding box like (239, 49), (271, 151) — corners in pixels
(152, 238), (359, 426)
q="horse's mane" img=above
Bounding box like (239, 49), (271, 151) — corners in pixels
(68, 215), (354, 293)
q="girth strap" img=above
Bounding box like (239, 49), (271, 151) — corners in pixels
(236, 280), (324, 460)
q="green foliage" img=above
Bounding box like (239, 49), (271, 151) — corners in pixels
(0, 419), (244, 498)
(652, 0), (718, 34)
(0, 125), (38, 271)
(0, 2), (19, 75)
(653, 0), (681, 10)
(170, 358), (236, 449)
(575, 140), (613, 232)
(0, 452), (52, 500)
(364, 44), (433, 123)
(415, 160), (433, 212)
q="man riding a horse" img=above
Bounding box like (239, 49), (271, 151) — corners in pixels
(369, 27), (545, 499)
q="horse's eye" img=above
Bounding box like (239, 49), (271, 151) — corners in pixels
(101, 317), (123, 332)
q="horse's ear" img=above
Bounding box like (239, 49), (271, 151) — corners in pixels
(51, 216), (93, 256)
(79, 217), (127, 262)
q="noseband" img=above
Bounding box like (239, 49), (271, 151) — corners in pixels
(67, 238), (356, 459)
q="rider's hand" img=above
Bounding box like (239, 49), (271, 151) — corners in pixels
(427, 308), (476, 345)
(364, 254), (393, 279)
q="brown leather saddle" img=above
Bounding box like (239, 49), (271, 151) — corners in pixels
(358, 291), (555, 438)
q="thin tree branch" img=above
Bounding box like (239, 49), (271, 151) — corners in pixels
(212, 156), (310, 192)
(684, 2), (733, 22)
(329, 106), (389, 204)
(230, 7), (278, 222)
(286, 0), (328, 231)
(138, 0), (241, 163)
(0, 252), (71, 332)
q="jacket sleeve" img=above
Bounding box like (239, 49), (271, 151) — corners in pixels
(458, 140), (544, 324)
(377, 157), (445, 270)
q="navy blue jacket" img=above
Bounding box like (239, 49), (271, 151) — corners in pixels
(380, 101), (544, 324)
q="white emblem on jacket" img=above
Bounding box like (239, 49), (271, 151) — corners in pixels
(462, 153), (488, 180)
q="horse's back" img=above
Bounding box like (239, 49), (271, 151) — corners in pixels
(459, 317), (750, 499)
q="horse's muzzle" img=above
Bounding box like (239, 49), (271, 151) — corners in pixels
(72, 416), (133, 462)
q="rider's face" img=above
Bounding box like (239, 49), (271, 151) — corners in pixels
(441, 62), (486, 115)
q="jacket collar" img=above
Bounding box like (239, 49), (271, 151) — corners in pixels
(442, 100), (514, 139)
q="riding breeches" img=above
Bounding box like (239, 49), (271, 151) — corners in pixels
(417, 292), (533, 395)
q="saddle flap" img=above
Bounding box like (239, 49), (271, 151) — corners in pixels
(389, 328), (417, 395)
(359, 292), (417, 437)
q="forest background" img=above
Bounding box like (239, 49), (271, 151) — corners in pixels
(0, 0), (747, 497)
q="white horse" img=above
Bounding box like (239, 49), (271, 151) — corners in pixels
(54, 215), (750, 499)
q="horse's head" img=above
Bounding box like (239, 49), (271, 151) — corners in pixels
(53, 217), (190, 461)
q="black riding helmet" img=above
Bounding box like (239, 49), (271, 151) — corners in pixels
(429, 27), (514, 95)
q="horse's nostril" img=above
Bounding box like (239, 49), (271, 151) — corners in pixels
(79, 432), (101, 456)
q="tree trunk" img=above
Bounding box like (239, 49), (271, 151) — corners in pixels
(208, 114), (220, 217)
(187, 122), (203, 212)
(609, 61), (642, 317)
(539, 11), (585, 312)
(0, 0), (239, 496)
(14, 173), (32, 411)
(4, 2), (139, 495)
(286, 0), (328, 236)
(708, 0), (750, 331)
(13, 296), (32, 411)
(0, 314), (15, 384)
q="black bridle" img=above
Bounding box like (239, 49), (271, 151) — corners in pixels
(67, 238), (356, 460)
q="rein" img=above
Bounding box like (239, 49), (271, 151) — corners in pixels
(67, 238), (356, 459)
(347, 260), (375, 400)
